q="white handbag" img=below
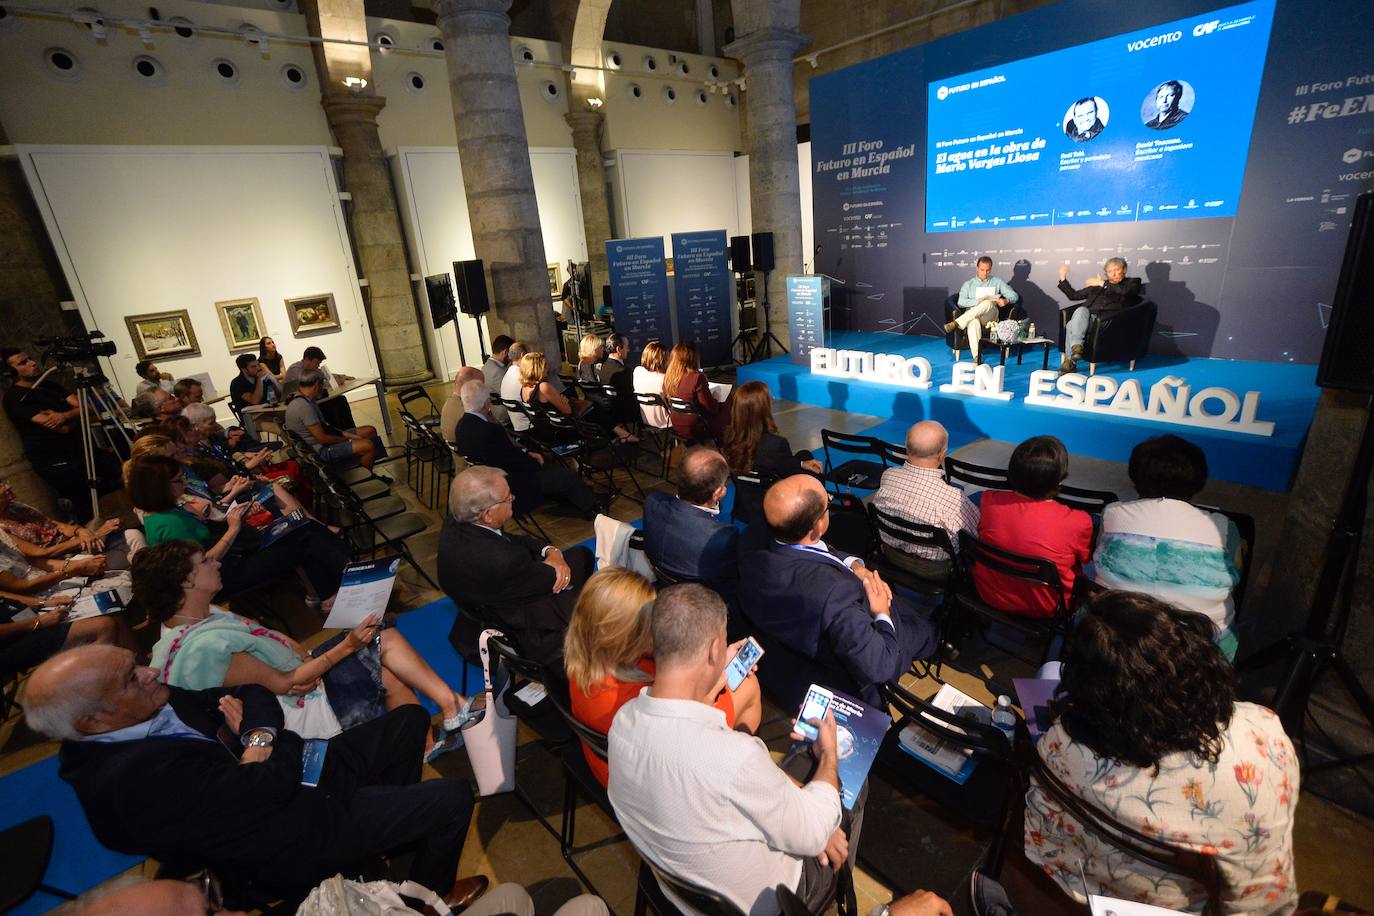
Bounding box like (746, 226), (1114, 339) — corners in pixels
(462, 628), (520, 796)
(295, 875), (449, 915)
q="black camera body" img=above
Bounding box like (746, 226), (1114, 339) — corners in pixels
(35, 330), (117, 364)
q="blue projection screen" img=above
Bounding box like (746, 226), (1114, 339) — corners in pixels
(925, 0), (1275, 232)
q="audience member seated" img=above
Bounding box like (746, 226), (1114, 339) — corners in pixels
(283, 345), (359, 430)
(228, 353), (280, 414)
(134, 359), (174, 396)
(0, 479), (142, 569)
(632, 339), (669, 429)
(597, 333), (637, 427)
(608, 583), (870, 916)
(136, 541), (477, 757)
(1056, 258), (1143, 375)
(1092, 434), (1242, 659)
(519, 351), (635, 443)
(285, 370), (384, 468)
(872, 420), (979, 575)
(498, 340), (531, 432)
(576, 333), (604, 385)
(136, 387), (184, 423)
(2, 347), (123, 520)
(257, 335), (287, 383)
(0, 592), (135, 679)
(439, 365), (486, 444)
(737, 475), (936, 706)
(724, 380), (821, 524)
(565, 568), (762, 788)
(185, 403), (307, 498)
(641, 446), (739, 591)
(454, 380), (597, 518)
(127, 455), (351, 605)
(1026, 590), (1297, 914)
(663, 341), (728, 443)
(973, 436), (1093, 618)
(172, 377), (204, 407)
(24, 644), (486, 909)
(438, 467), (593, 668)
(0, 512), (133, 629)
(481, 335), (516, 426)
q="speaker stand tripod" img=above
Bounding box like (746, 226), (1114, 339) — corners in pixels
(749, 269), (790, 362)
(1243, 394), (1374, 777)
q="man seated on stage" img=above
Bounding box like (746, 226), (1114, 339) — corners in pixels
(284, 370), (383, 468)
(737, 475), (937, 706)
(943, 256), (1019, 360)
(134, 360), (173, 397)
(1057, 257), (1143, 374)
(872, 421), (978, 574)
(439, 366), (486, 444)
(283, 346), (358, 430)
(25, 644), (488, 910)
(453, 380), (596, 519)
(229, 353), (280, 415)
(641, 446), (738, 593)
(498, 340), (531, 433)
(482, 335), (516, 425)
(1, 348), (123, 521)
(438, 466), (593, 668)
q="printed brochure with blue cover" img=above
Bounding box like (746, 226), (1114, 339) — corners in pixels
(827, 688), (891, 810)
(322, 556), (401, 628)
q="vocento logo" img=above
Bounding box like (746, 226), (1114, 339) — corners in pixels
(1126, 30), (1183, 52)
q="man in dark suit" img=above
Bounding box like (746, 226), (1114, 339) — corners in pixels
(737, 475), (936, 707)
(596, 333), (637, 426)
(439, 466), (594, 668)
(24, 644), (487, 909)
(1056, 257), (1143, 374)
(453, 380), (596, 518)
(641, 446), (738, 591)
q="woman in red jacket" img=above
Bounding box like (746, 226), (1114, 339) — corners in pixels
(662, 341), (729, 443)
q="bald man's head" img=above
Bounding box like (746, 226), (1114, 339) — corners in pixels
(764, 474), (830, 544)
(26, 644), (168, 740)
(905, 420), (949, 467)
(677, 446), (729, 505)
(454, 365), (484, 394)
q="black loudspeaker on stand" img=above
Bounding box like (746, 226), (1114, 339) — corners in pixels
(727, 232), (788, 363)
(1243, 191), (1374, 778)
(453, 258), (490, 359)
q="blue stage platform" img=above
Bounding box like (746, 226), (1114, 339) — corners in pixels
(736, 332), (1319, 492)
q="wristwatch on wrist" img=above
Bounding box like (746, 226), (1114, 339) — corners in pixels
(243, 729), (275, 750)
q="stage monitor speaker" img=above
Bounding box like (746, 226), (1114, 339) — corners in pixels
(1317, 191), (1374, 393)
(730, 235), (752, 273)
(751, 232), (775, 272)
(423, 274), (457, 330)
(452, 259), (490, 316)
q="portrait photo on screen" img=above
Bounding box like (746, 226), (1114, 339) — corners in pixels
(1141, 79), (1193, 130)
(1063, 96), (1110, 142)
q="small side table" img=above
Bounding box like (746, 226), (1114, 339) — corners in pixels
(997, 337), (1055, 371)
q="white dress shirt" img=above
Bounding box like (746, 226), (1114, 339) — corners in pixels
(608, 688), (841, 916)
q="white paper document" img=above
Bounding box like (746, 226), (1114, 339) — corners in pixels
(1089, 895), (1189, 916)
(323, 556), (401, 629)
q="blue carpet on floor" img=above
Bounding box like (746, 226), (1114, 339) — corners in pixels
(0, 754), (144, 914)
(394, 597), (482, 706)
(738, 331), (1318, 492)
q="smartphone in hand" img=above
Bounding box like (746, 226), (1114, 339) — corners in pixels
(725, 637), (764, 691)
(794, 684), (834, 742)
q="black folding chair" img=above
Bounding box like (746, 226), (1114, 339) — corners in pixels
(330, 481), (438, 590)
(865, 504), (959, 680)
(820, 430), (890, 494)
(573, 416), (645, 507)
(729, 469), (777, 527)
(0, 816), (77, 911)
(665, 395), (720, 454)
(634, 392), (674, 478)
(633, 858), (748, 916)
(953, 531), (1076, 667)
(1055, 483), (1118, 515)
(943, 456), (1010, 492)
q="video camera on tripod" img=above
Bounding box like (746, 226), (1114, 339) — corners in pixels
(33, 330), (117, 381)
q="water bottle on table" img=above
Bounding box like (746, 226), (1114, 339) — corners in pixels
(991, 695), (1016, 743)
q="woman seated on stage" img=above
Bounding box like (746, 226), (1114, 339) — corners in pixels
(126, 455), (350, 607)
(1026, 590), (1297, 914)
(564, 567), (761, 787)
(137, 541), (478, 759)
(662, 341), (729, 443)
(632, 340), (670, 429)
(973, 435), (1093, 618)
(518, 351), (635, 443)
(0, 479), (143, 570)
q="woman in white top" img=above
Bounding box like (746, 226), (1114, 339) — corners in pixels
(631, 339), (669, 429)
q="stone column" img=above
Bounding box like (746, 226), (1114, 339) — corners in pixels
(564, 109), (612, 307)
(320, 96), (432, 384)
(726, 8), (809, 349)
(433, 0), (561, 362)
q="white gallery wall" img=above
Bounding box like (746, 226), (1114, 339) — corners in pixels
(731, 141), (815, 272)
(392, 147), (587, 380)
(18, 145), (378, 403)
(613, 150), (744, 256)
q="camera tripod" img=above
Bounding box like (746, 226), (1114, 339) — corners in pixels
(68, 369), (135, 521)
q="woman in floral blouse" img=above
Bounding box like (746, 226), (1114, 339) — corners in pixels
(1025, 590), (1298, 914)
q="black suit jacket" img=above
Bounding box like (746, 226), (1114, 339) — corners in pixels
(454, 412), (543, 515)
(1057, 277), (1142, 317)
(437, 518), (571, 668)
(597, 357), (635, 424)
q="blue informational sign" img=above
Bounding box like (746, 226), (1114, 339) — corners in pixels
(786, 276), (826, 365)
(671, 230), (733, 367)
(606, 237), (673, 358)
(925, 0), (1275, 231)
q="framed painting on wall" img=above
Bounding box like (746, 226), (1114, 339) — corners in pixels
(285, 293), (340, 335)
(125, 310), (200, 361)
(547, 263), (561, 301)
(216, 297), (266, 351)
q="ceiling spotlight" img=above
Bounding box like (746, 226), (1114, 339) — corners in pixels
(586, 97), (603, 109)
(805, 54), (819, 69)
(343, 76), (367, 92)
(138, 25), (154, 46)
(74, 11), (107, 40)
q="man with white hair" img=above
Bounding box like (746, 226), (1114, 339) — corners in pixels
(872, 420), (978, 572)
(1056, 257), (1142, 374)
(25, 643), (486, 910)
(440, 365), (487, 444)
(437, 466), (593, 667)
(452, 380), (597, 518)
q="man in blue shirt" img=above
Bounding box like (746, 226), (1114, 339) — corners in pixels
(943, 256), (1019, 361)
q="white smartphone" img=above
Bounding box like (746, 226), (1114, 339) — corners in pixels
(725, 637), (764, 691)
(794, 684), (835, 742)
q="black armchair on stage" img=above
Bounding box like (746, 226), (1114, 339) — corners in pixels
(943, 294), (1026, 362)
(1056, 299), (1157, 375)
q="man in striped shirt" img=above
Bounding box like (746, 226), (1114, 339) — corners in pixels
(872, 422), (978, 570)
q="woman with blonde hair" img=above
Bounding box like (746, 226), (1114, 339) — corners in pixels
(632, 340), (670, 428)
(662, 340), (728, 442)
(519, 351), (635, 442)
(565, 567), (761, 787)
(575, 333), (604, 385)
